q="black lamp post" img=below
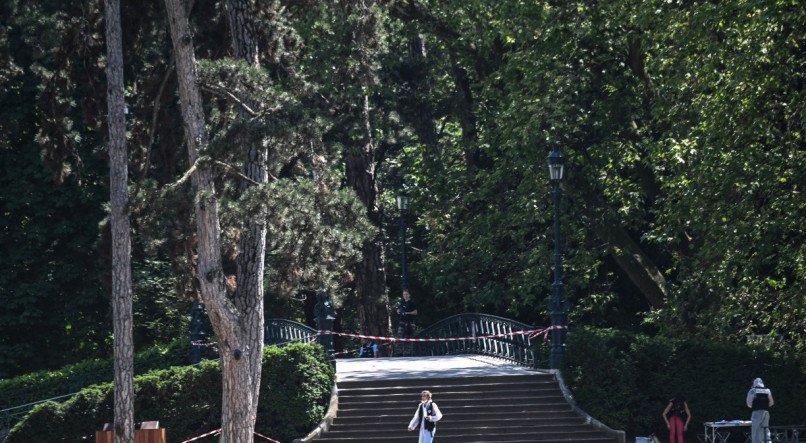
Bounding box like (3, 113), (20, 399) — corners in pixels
(396, 194), (410, 291)
(547, 149), (566, 370)
(314, 291), (336, 365)
(189, 301), (206, 365)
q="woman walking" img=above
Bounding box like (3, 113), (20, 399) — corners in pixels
(408, 390), (443, 442)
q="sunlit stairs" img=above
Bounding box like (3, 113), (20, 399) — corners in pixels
(311, 372), (622, 443)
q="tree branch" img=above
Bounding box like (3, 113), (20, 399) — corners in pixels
(202, 84), (258, 116)
(162, 153), (205, 193)
(211, 159), (277, 184)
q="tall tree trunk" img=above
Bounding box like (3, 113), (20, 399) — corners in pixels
(346, 94), (391, 337)
(342, 0), (391, 337)
(402, 33), (441, 167)
(591, 219), (667, 308)
(164, 1), (260, 440)
(226, 0), (266, 425)
(104, 0), (134, 441)
(451, 60), (480, 171)
(564, 182), (667, 308)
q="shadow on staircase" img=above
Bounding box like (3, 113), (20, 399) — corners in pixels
(295, 356), (625, 443)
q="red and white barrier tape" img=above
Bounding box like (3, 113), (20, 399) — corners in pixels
(189, 326), (567, 353)
(253, 430), (282, 442)
(181, 427), (221, 443)
(316, 326), (566, 343)
(181, 428), (283, 443)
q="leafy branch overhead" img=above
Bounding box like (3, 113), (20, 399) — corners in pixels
(0, 0), (802, 384)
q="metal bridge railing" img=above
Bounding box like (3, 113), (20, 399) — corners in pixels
(412, 313), (544, 367)
(264, 319), (317, 346)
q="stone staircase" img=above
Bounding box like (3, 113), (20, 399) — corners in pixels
(311, 372), (622, 442)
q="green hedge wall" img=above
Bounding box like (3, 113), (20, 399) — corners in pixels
(5, 343), (335, 443)
(564, 328), (806, 438)
(0, 337), (189, 409)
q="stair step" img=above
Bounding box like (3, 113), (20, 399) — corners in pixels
(323, 424), (606, 438)
(339, 397), (567, 411)
(337, 374), (553, 389)
(336, 402), (572, 417)
(338, 389), (562, 403)
(315, 434), (616, 443)
(332, 412), (582, 426)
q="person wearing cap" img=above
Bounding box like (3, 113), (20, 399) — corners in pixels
(746, 377), (774, 443)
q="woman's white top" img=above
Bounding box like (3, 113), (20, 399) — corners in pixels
(408, 400), (443, 431)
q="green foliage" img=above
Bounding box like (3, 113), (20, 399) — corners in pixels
(379, 0), (804, 351)
(0, 338), (188, 409)
(564, 328), (806, 437)
(0, 1), (111, 377)
(259, 343), (336, 440)
(2, 0), (804, 385)
(5, 343), (335, 443)
(0, 94), (109, 378)
(132, 259), (186, 345)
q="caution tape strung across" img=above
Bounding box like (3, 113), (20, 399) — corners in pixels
(180, 427), (221, 443)
(181, 428), (283, 443)
(316, 325), (566, 342)
(253, 430), (283, 442)
(189, 326), (568, 352)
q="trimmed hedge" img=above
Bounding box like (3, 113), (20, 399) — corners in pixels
(0, 337), (189, 409)
(5, 343), (335, 443)
(564, 328), (806, 438)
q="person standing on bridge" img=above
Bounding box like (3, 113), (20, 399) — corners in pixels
(397, 289), (418, 356)
(408, 390), (442, 442)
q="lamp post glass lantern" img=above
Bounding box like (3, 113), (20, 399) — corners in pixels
(546, 149), (566, 370)
(396, 194), (410, 211)
(547, 149), (564, 180)
(397, 194), (410, 290)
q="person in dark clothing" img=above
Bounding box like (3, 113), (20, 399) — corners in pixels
(746, 377), (774, 443)
(662, 397), (691, 443)
(396, 290), (418, 356)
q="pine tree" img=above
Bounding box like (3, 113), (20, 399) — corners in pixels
(104, 0), (134, 440)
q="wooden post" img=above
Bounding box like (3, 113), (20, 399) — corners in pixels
(96, 428), (166, 443)
(135, 428), (166, 443)
(95, 430), (113, 443)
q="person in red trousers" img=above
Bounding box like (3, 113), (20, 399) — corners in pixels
(663, 397), (692, 443)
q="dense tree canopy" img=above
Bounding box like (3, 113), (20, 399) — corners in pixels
(0, 0), (802, 382)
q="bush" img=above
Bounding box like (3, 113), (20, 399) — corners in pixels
(564, 328), (806, 438)
(0, 337), (189, 409)
(5, 343), (335, 443)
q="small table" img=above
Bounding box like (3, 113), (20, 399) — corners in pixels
(704, 420), (751, 443)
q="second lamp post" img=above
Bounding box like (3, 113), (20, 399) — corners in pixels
(396, 194), (410, 291)
(547, 149), (567, 370)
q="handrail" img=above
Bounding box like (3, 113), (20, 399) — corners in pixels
(264, 319), (317, 345)
(413, 313), (543, 366)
